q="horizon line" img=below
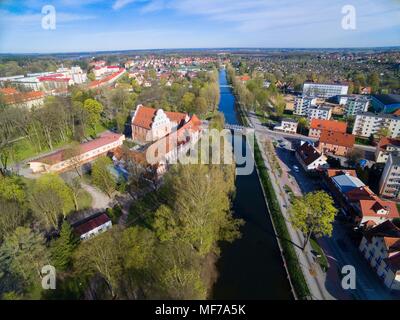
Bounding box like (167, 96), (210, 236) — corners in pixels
(1, 45), (400, 56)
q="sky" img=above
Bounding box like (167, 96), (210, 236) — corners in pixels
(0, 0), (399, 53)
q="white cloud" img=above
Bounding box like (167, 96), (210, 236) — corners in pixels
(112, 0), (137, 10)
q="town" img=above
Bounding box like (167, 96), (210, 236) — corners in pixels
(0, 0), (400, 305)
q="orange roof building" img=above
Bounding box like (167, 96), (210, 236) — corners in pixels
(28, 131), (125, 174)
(131, 104), (190, 143)
(309, 119), (347, 138)
(2, 90), (45, 109)
(317, 130), (355, 156)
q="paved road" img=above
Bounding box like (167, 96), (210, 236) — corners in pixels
(246, 108), (399, 300)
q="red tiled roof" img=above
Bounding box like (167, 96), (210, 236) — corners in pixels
(73, 213), (110, 237)
(296, 142), (323, 166)
(88, 68), (125, 89)
(345, 186), (375, 202)
(378, 137), (400, 150)
(4, 91), (45, 105)
(132, 105), (187, 130)
(359, 197), (399, 220)
(31, 131), (123, 165)
(319, 130), (355, 148)
(310, 119), (347, 133)
(0, 87), (18, 95)
(326, 169), (357, 178)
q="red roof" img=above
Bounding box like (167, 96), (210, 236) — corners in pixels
(4, 91), (45, 105)
(319, 130), (355, 148)
(88, 68), (125, 89)
(345, 186), (375, 202)
(378, 137), (400, 150)
(0, 87), (18, 95)
(132, 105), (187, 130)
(73, 213), (110, 237)
(31, 131), (123, 165)
(359, 198), (399, 220)
(310, 119), (347, 133)
(326, 169), (357, 178)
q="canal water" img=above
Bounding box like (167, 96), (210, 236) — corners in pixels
(211, 68), (292, 299)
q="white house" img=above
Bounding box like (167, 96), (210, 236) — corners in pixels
(73, 213), (112, 241)
(359, 220), (400, 290)
(307, 105), (332, 121)
(295, 142), (328, 171)
(273, 118), (298, 134)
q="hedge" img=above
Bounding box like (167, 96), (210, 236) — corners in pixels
(253, 140), (310, 299)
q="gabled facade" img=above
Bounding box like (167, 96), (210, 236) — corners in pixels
(295, 142), (328, 171)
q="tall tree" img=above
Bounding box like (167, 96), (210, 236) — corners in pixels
(91, 156), (116, 197)
(83, 98), (103, 134)
(290, 191), (337, 249)
(50, 221), (77, 271)
(30, 174), (74, 230)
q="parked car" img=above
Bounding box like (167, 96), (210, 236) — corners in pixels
(293, 165), (299, 172)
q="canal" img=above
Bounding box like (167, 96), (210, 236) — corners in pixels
(212, 68), (293, 299)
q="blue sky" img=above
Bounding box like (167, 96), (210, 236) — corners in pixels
(0, 0), (399, 53)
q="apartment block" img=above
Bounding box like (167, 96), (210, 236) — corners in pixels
(379, 152), (400, 199)
(352, 112), (400, 138)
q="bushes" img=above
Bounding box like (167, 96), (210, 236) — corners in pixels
(253, 141), (310, 299)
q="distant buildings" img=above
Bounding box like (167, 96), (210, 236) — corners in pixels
(375, 137), (400, 163)
(302, 82), (348, 98)
(359, 220), (400, 290)
(87, 68), (126, 89)
(352, 112), (400, 138)
(73, 213), (112, 241)
(0, 88), (45, 109)
(273, 118), (298, 134)
(379, 152), (400, 199)
(309, 119), (347, 139)
(28, 131), (125, 174)
(371, 94), (400, 114)
(295, 142), (328, 171)
(317, 130), (355, 157)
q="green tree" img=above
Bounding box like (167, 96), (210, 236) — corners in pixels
(50, 221), (77, 271)
(194, 96), (208, 115)
(180, 92), (195, 113)
(30, 174), (74, 230)
(0, 227), (48, 291)
(290, 191), (337, 249)
(91, 156), (116, 197)
(83, 98), (103, 134)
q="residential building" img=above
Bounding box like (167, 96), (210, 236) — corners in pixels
(344, 96), (370, 116)
(87, 68), (126, 89)
(2, 90), (45, 109)
(295, 142), (328, 171)
(317, 130), (355, 156)
(371, 94), (400, 114)
(56, 66), (87, 84)
(302, 82), (348, 98)
(131, 104), (189, 144)
(325, 169), (399, 225)
(28, 131), (125, 173)
(352, 112), (400, 138)
(376, 137), (400, 163)
(307, 105), (332, 120)
(309, 119), (347, 139)
(73, 213), (112, 241)
(379, 152), (400, 199)
(294, 95), (317, 116)
(273, 118), (298, 134)
(359, 220), (400, 290)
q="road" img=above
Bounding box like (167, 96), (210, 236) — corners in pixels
(246, 108), (398, 300)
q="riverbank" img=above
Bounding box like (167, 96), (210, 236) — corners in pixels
(212, 68), (292, 300)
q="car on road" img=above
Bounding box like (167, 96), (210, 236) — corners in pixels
(293, 165), (299, 172)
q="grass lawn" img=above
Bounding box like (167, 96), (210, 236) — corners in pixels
(77, 189), (93, 210)
(310, 238), (329, 272)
